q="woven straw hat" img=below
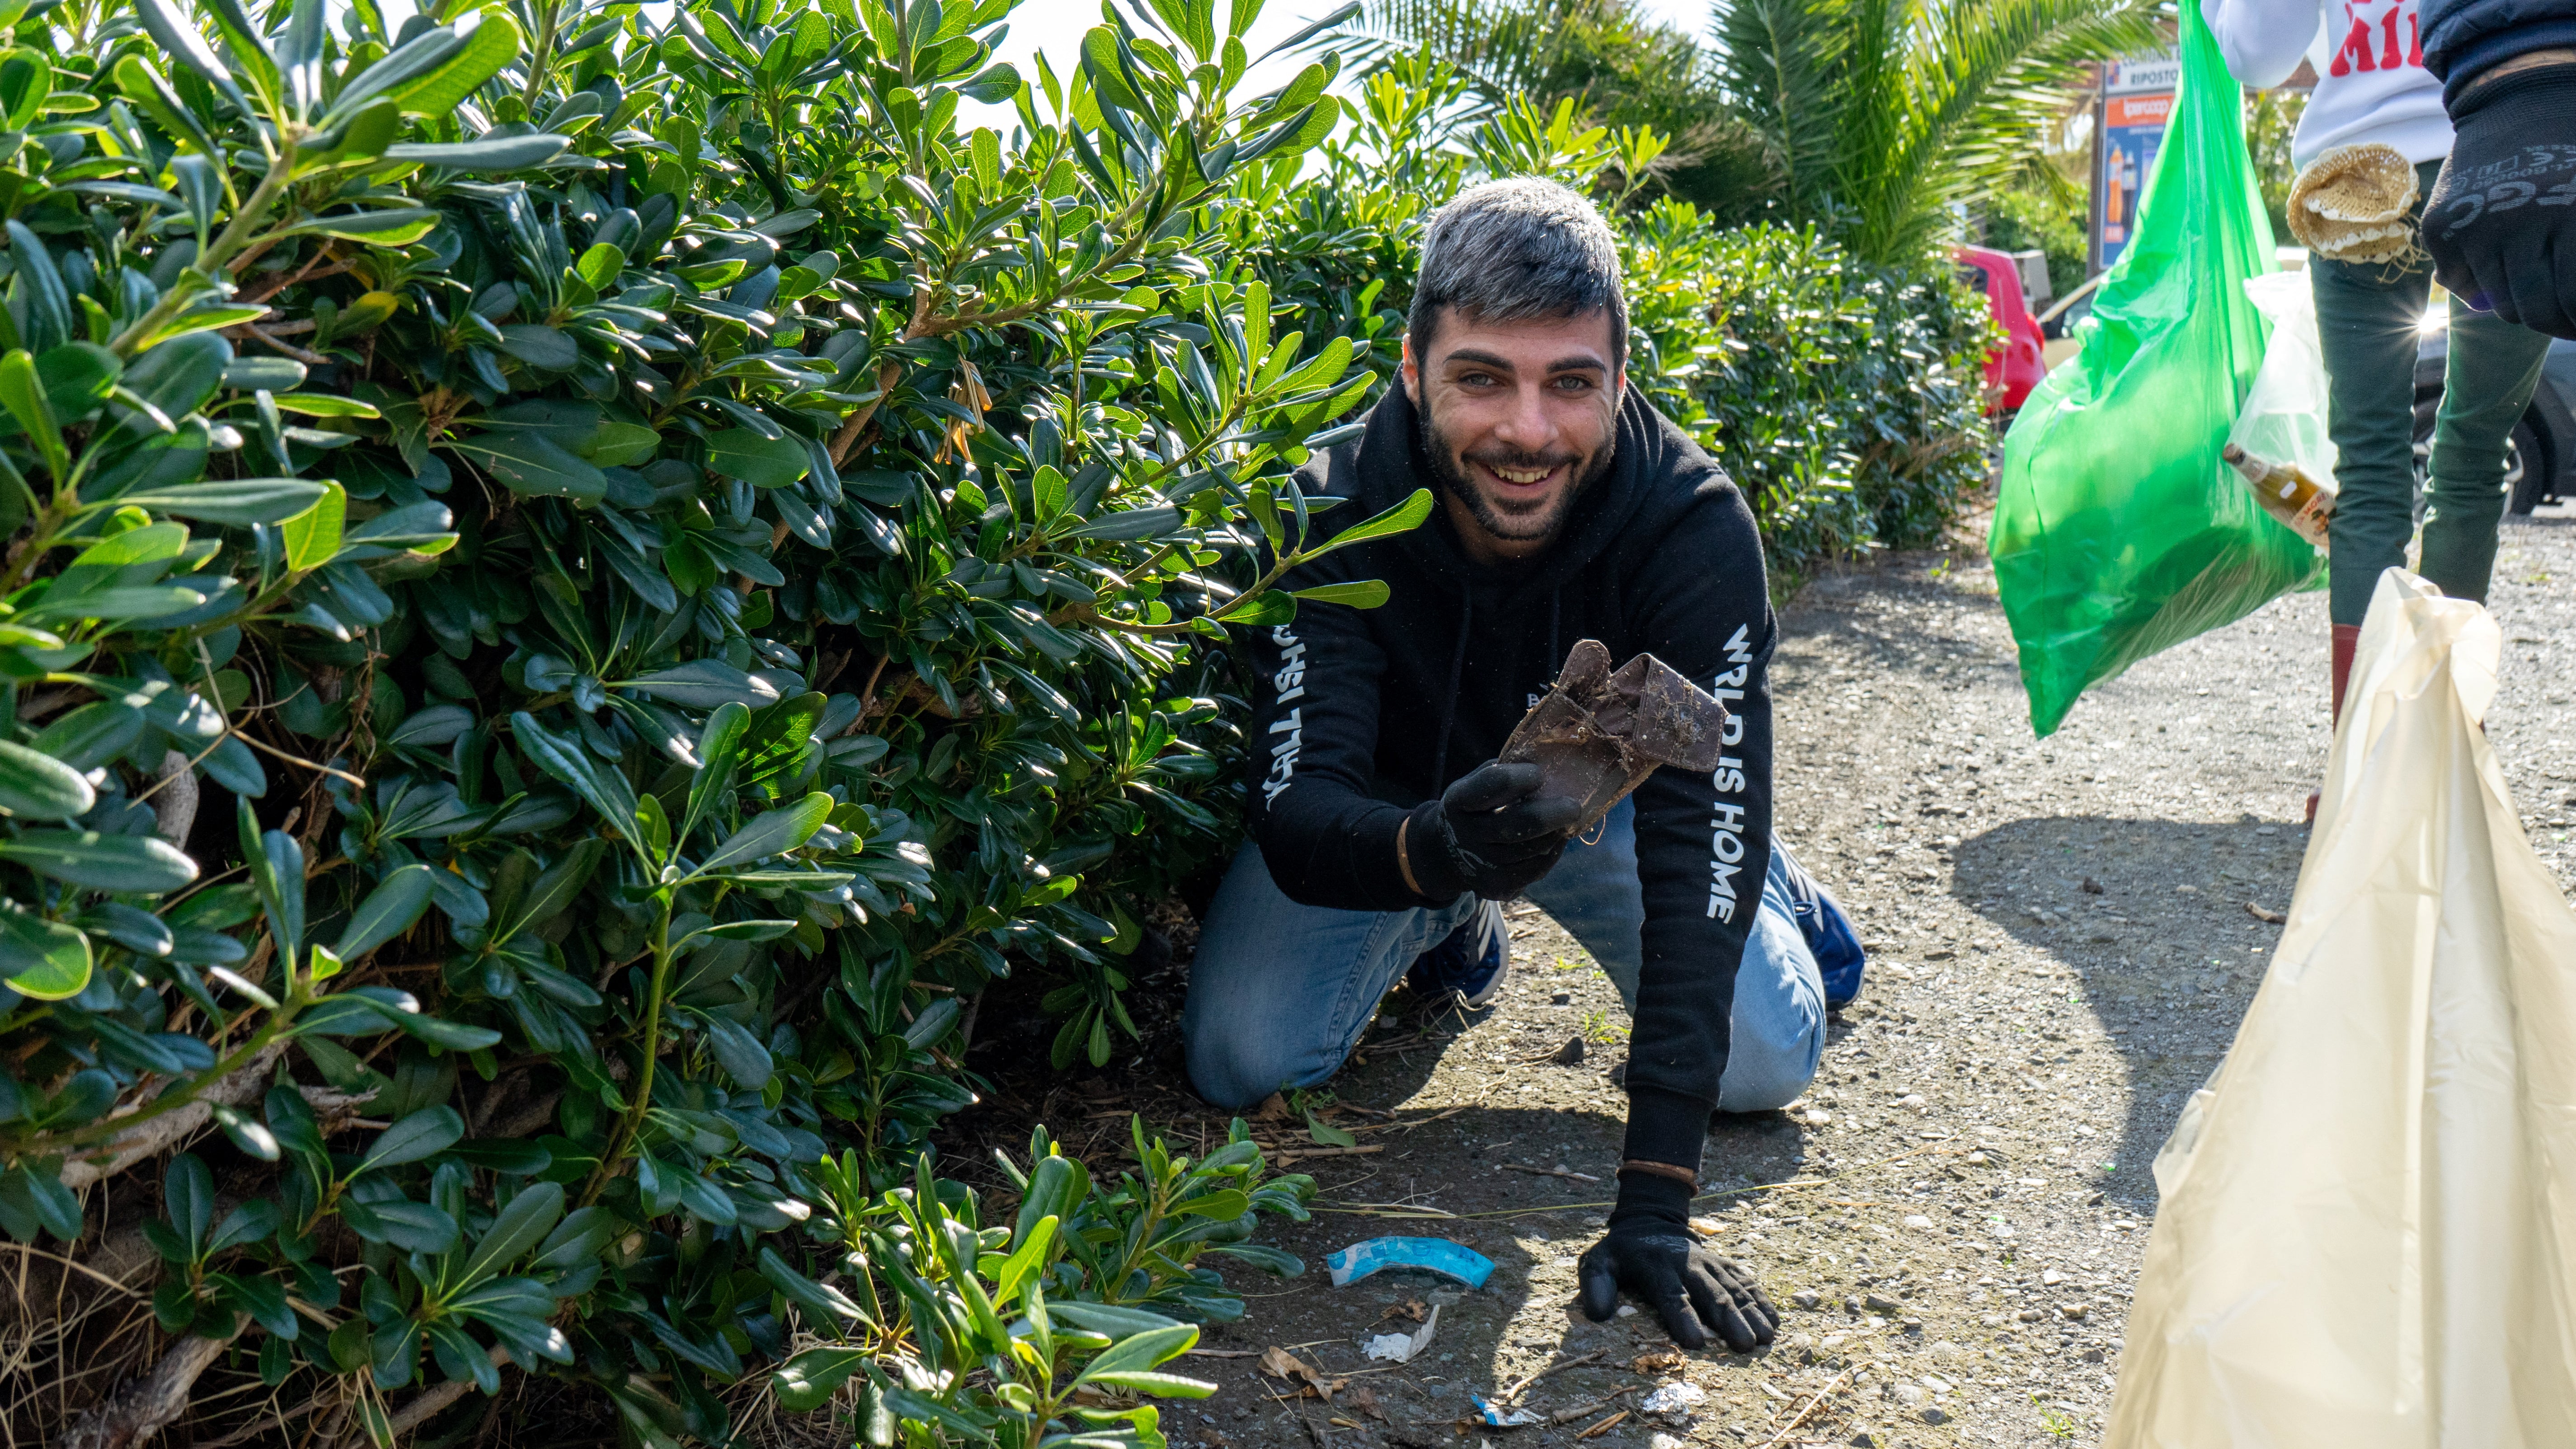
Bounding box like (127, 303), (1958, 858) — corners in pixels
(2286, 143), (2420, 263)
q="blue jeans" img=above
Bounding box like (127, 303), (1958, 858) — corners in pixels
(1183, 801), (1827, 1112)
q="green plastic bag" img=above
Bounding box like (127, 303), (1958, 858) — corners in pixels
(1990, 2), (2321, 737)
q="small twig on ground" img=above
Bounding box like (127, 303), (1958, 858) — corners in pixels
(1498, 1349), (1604, 1403)
(1271, 1145), (1382, 1164)
(1547, 1386), (1636, 1426)
(1754, 1366), (1852, 1449)
(1575, 1408), (1630, 1438)
(1499, 1163), (1599, 1184)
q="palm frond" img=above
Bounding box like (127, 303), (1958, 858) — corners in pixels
(1711, 0), (1847, 209)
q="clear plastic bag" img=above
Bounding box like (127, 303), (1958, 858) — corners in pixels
(2106, 569), (2576, 1448)
(2228, 270), (2341, 493)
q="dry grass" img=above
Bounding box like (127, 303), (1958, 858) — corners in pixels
(0, 1238), (164, 1447)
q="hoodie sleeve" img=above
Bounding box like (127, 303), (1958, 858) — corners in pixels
(1242, 481), (1425, 913)
(2422, 0), (2576, 98)
(2199, 0), (2324, 89)
(1616, 479), (1779, 1172)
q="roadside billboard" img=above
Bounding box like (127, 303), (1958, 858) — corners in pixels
(2092, 53), (2179, 272)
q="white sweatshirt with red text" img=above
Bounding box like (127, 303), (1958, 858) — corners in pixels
(2202, 0), (2453, 167)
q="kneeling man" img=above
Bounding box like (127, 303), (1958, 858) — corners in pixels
(1184, 179), (1860, 1351)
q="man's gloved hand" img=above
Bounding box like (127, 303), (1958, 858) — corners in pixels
(1403, 760), (1580, 902)
(1576, 1172), (1779, 1351)
(2423, 63), (2576, 339)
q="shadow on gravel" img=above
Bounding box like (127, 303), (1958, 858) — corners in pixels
(1948, 813), (2310, 1210)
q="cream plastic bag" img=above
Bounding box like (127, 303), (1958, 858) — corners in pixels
(2228, 271), (2341, 493)
(2106, 569), (2576, 1448)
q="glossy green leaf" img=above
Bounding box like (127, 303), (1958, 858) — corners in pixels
(0, 832), (198, 893)
(705, 428), (810, 488)
(384, 133), (569, 171)
(332, 863), (434, 961)
(0, 739), (94, 819)
(357, 1106), (465, 1174)
(281, 480), (347, 570)
(0, 905), (90, 999)
(117, 480), (332, 525)
(1290, 579), (1391, 609)
(696, 792), (831, 874)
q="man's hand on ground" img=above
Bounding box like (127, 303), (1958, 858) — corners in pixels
(1406, 760), (1581, 902)
(2424, 61), (2576, 339)
(1576, 1177), (1779, 1351)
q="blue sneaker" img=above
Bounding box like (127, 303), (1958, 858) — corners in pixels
(1773, 838), (1866, 1009)
(1407, 899), (1510, 1008)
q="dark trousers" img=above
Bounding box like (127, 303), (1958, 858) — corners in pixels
(2312, 161), (2552, 628)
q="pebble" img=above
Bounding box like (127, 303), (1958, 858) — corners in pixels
(1863, 1293), (1902, 1313)
(2018, 1309), (2046, 1323)
(1650, 1435), (1691, 1449)
(1923, 1407), (1952, 1425)
(1889, 1383), (1926, 1405)
(1804, 1108), (1834, 1126)
(1617, 1305), (1638, 1318)
(1899, 1093), (1927, 1111)
(1903, 1215), (1933, 1229)
(2060, 1304), (2090, 1321)
(2041, 1269), (2065, 1285)
(1792, 1290), (1823, 1308)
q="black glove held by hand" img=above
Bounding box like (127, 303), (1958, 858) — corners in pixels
(2424, 65), (2576, 339)
(1404, 760), (1580, 902)
(1576, 1173), (1779, 1351)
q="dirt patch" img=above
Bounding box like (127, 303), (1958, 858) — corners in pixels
(953, 501), (2576, 1449)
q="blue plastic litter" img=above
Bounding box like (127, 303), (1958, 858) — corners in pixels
(1471, 1392), (1542, 1428)
(1323, 1236), (1495, 1290)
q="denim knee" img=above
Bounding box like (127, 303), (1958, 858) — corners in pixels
(1716, 1027), (1823, 1112)
(1713, 901), (1826, 1112)
(1185, 1028), (1303, 1112)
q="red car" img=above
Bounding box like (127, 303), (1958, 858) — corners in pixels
(1955, 245), (2048, 415)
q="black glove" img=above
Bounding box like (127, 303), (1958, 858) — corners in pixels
(2424, 63), (2576, 339)
(1403, 760), (1580, 902)
(1576, 1172), (1779, 1351)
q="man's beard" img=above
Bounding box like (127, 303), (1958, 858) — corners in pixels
(1418, 404), (1615, 548)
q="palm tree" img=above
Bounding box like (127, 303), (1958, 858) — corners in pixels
(1335, 0), (2160, 264)
(1716, 0), (2161, 263)
(1333, 0), (1780, 219)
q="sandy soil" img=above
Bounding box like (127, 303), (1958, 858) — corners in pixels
(955, 497), (2576, 1449)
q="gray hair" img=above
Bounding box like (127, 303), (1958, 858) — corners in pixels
(1409, 178), (1627, 360)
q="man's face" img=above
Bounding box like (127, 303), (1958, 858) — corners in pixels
(1401, 307), (1623, 565)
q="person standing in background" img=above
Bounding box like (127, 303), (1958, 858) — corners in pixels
(2202, 0), (2552, 744)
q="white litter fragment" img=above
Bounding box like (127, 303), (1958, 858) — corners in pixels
(1640, 1383), (1708, 1415)
(1362, 1304), (1439, 1364)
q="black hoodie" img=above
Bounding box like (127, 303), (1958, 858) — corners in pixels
(1246, 381), (1777, 1172)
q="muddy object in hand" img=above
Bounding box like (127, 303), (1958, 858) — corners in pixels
(1499, 639), (1730, 837)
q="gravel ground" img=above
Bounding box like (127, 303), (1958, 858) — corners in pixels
(959, 497), (2576, 1449)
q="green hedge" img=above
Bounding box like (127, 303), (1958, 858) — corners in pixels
(0, 6), (1990, 1445)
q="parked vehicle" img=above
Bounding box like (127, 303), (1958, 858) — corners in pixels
(1956, 245), (2049, 414)
(2415, 312), (2576, 514)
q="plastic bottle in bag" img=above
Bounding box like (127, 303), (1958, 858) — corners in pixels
(2222, 443), (2336, 549)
